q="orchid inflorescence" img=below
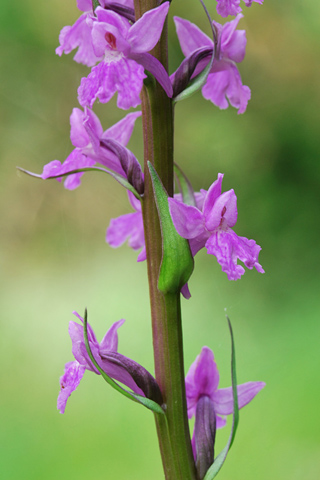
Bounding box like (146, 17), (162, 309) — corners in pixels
(21, 0), (266, 478)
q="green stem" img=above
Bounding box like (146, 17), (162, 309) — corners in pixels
(134, 1), (197, 478)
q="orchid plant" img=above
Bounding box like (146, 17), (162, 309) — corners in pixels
(20, 0), (266, 478)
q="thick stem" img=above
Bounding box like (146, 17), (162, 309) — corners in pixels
(134, 1), (197, 478)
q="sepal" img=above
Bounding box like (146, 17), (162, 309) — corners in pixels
(83, 309), (165, 414)
(100, 139), (144, 195)
(148, 162), (194, 294)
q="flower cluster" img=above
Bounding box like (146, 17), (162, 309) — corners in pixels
(23, 0), (267, 478)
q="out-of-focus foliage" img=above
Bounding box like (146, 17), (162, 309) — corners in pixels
(1, 1), (319, 479)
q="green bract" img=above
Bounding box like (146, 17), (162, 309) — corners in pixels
(148, 162), (194, 294)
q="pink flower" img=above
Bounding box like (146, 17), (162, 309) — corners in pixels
(168, 173), (264, 280)
(78, 3), (172, 109)
(216, 0), (264, 18)
(174, 14), (251, 113)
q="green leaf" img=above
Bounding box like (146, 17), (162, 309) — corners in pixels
(173, 0), (216, 104)
(83, 309), (165, 415)
(174, 163), (196, 207)
(148, 162), (194, 294)
(16, 166), (141, 200)
(203, 316), (239, 480)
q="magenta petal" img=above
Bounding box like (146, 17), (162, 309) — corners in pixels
(181, 283), (191, 299)
(216, 415), (227, 429)
(206, 229), (264, 280)
(95, 7), (131, 36)
(131, 52), (173, 98)
(205, 189), (238, 231)
(103, 111), (141, 145)
(106, 212), (144, 250)
(57, 361), (86, 414)
(174, 17), (212, 58)
(127, 2), (170, 54)
(221, 14), (246, 63)
(77, 0), (92, 12)
(78, 58), (145, 109)
(99, 319), (125, 354)
(185, 347), (220, 418)
(216, 0), (242, 18)
(137, 247), (146, 262)
(202, 173), (224, 216)
(56, 14), (100, 67)
(70, 108), (90, 148)
(91, 21), (130, 57)
(168, 198), (205, 239)
(213, 381), (266, 415)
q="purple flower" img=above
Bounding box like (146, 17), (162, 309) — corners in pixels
(216, 0), (264, 18)
(42, 107), (141, 190)
(174, 14), (251, 113)
(168, 173), (264, 280)
(186, 346), (265, 476)
(58, 312), (162, 413)
(78, 3), (172, 109)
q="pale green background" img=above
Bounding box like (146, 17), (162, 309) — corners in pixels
(1, 0), (319, 479)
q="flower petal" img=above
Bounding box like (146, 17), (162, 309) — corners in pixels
(102, 111), (141, 146)
(216, 0), (242, 18)
(202, 173), (224, 216)
(185, 347), (220, 418)
(205, 229), (264, 280)
(127, 3), (170, 54)
(174, 17), (213, 58)
(57, 361), (86, 414)
(78, 58), (145, 109)
(131, 52), (173, 98)
(99, 319), (125, 353)
(205, 189), (238, 232)
(56, 13), (100, 67)
(213, 381), (266, 415)
(221, 14), (246, 63)
(168, 198), (205, 239)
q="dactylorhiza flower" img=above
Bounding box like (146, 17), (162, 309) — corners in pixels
(173, 14), (251, 114)
(216, 0), (264, 18)
(56, 0), (134, 67)
(58, 312), (163, 413)
(186, 346), (265, 477)
(168, 173), (264, 280)
(41, 107), (142, 190)
(78, 3), (172, 109)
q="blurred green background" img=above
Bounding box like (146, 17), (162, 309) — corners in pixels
(1, 0), (319, 478)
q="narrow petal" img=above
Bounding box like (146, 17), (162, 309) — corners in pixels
(103, 111), (142, 146)
(137, 246), (146, 262)
(181, 283), (191, 299)
(168, 198), (205, 239)
(99, 319), (125, 353)
(131, 53), (173, 98)
(127, 3), (170, 54)
(213, 381), (266, 415)
(70, 108), (90, 148)
(221, 14), (246, 63)
(57, 361), (86, 414)
(202, 173), (224, 216)
(174, 17), (213, 58)
(95, 7), (131, 37)
(205, 189), (238, 232)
